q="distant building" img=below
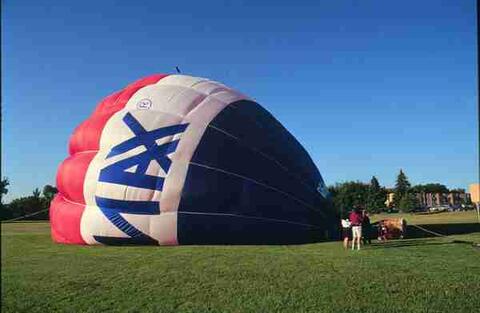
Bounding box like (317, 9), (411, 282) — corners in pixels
(385, 193), (395, 207)
(469, 184), (480, 204)
(385, 190), (471, 209)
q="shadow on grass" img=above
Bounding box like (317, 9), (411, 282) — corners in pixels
(369, 239), (457, 249)
(406, 223), (480, 239)
(365, 223), (480, 249)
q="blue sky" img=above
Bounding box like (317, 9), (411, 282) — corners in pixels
(2, 0), (477, 201)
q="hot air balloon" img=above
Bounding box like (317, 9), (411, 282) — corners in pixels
(50, 74), (337, 245)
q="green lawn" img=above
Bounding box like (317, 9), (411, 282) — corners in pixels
(2, 212), (480, 313)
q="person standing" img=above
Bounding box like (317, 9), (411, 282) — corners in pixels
(349, 206), (363, 250)
(341, 217), (351, 249)
(378, 221), (388, 242)
(362, 210), (371, 245)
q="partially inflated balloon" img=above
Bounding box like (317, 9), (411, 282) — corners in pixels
(50, 74), (336, 245)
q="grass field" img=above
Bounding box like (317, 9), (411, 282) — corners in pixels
(2, 211), (480, 313)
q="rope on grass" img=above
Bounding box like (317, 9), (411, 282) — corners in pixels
(1, 208), (49, 223)
(409, 223), (449, 238)
(408, 222), (479, 247)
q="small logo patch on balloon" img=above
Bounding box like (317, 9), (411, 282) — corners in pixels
(137, 99), (152, 110)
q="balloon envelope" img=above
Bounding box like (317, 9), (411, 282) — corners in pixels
(50, 74), (337, 245)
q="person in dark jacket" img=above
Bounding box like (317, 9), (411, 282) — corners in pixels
(362, 210), (372, 245)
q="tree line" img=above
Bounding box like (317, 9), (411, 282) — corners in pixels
(328, 176), (387, 217)
(0, 178), (58, 220)
(328, 169), (472, 217)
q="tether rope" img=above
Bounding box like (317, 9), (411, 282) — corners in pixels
(1, 208), (49, 223)
(406, 221), (480, 248)
(409, 223), (449, 238)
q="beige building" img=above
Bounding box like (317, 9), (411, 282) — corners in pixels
(385, 190), (471, 209)
(469, 184), (480, 204)
(385, 192), (395, 207)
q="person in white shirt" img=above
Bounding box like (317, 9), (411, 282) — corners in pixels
(341, 218), (351, 249)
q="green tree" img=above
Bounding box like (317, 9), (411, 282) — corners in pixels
(366, 176), (387, 213)
(328, 181), (369, 217)
(0, 177), (11, 219)
(393, 169), (411, 206)
(398, 193), (419, 212)
(1, 177), (9, 204)
(4, 195), (48, 220)
(32, 188), (41, 199)
(1, 185), (55, 221)
(42, 185), (58, 203)
(411, 183), (449, 194)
